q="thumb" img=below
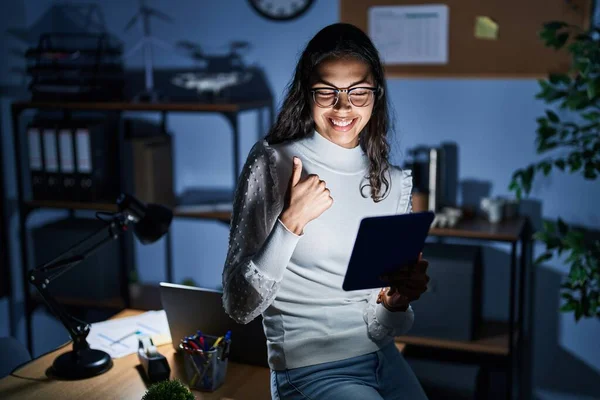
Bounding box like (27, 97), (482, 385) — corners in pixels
(291, 156), (302, 186)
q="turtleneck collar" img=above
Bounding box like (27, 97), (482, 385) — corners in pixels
(293, 131), (368, 174)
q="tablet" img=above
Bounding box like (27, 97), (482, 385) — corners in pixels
(342, 211), (435, 291)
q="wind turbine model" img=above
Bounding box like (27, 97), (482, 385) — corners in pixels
(124, 0), (173, 102)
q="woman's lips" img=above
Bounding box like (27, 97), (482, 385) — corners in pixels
(328, 117), (358, 132)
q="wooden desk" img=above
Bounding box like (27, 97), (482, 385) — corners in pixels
(0, 310), (272, 400)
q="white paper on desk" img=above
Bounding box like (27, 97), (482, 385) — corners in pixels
(87, 310), (172, 359)
(368, 4), (449, 65)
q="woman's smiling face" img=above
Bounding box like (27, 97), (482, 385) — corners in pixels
(310, 57), (375, 149)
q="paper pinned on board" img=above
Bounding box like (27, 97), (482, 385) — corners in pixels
(368, 4), (449, 65)
(475, 16), (499, 40)
(87, 310), (172, 359)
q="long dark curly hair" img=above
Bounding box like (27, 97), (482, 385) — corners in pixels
(265, 23), (392, 202)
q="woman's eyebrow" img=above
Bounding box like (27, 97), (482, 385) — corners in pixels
(313, 77), (373, 88)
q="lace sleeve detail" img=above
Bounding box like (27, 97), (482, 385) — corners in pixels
(363, 169), (415, 340)
(396, 169), (413, 215)
(363, 290), (414, 340)
(222, 140), (286, 324)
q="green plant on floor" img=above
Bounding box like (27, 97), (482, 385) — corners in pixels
(141, 379), (194, 400)
(509, 21), (600, 321)
(180, 277), (197, 287)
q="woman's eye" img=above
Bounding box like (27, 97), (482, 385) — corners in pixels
(351, 90), (369, 96)
(316, 91), (336, 98)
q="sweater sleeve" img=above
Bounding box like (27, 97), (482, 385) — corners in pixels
(364, 169), (415, 340)
(222, 141), (301, 324)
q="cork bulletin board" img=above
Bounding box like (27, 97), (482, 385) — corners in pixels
(340, 0), (592, 78)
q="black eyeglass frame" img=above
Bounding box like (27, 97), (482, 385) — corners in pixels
(310, 86), (379, 108)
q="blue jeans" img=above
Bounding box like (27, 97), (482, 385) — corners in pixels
(270, 341), (428, 399)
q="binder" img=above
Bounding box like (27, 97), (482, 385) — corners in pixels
(42, 125), (61, 200)
(74, 119), (119, 202)
(27, 124), (46, 200)
(75, 126), (94, 202)
(58, 124), (78, 201)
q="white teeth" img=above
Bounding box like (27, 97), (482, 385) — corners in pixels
(331, 118), (354, 127)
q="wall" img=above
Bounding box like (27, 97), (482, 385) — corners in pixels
(0, 0), (598, 398)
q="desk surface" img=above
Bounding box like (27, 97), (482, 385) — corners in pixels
(0, 309), (272, 400)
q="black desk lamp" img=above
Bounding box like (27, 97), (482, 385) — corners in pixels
(28, 193), (173, 380)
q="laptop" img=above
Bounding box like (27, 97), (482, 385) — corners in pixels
(159, 282), (268, 367)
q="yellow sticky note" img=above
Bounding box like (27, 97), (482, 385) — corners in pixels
(475, 16), (499, 40)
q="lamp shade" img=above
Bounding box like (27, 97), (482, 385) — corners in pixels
(117, 193), (173, 244)
(133, 203), (173, 244)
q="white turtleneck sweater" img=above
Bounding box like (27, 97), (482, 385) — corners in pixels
(222, 131), (414, 371)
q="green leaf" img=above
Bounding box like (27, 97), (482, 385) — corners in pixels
(561, 292), (574, 300)
(543, 220), (556, 234)
(546, 110), (560, 123)
(586, 78), (600, 100)
(533, 230), (550, 242)
(582, 111), (600, 121)
(565, 231), (585, 253)
(575, 302), (584, 321)
(543, 21), (569, 31)
(554, 32), (570, 49)
(535, 252), (553, 264)
(555, 159), (566, 171)
(584, 162), (598, 179)
(560, 299), (577, 312)
(568, 153), (583, 171)
(541, 161), (553, 175)
(557, 218), (568, 235)
(549, 74), (571, 85)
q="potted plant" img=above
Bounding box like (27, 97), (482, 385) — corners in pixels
(141, 379), (195, 400)
(180, 277), (197, 287)
(509, 21), (600, 321)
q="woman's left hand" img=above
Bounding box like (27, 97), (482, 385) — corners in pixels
(379, 253), (430, 311)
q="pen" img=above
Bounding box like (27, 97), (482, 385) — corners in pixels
(110, 330), (141, 346)
(211, 330), (231, 350)
(195, 330), (207, 351)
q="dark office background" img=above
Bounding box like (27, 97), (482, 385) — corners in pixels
(1, 1), (599, 399)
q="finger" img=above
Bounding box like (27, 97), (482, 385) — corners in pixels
(381, 270), (412, 281)
(416, 260), (429, 273)
(389, 277), (428, 289)
(419, 252), (423, 261)
(291, 157), (302, 186)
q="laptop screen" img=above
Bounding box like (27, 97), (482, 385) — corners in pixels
(159, 282), (268, 367)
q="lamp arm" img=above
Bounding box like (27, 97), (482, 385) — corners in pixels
(28, 215), (129, 352)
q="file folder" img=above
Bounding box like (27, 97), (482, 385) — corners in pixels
(27, 124), (46, 200)
(42, 125), (61, 200)
(58, 125), (77, 201)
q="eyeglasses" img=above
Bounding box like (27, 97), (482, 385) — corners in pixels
(311, 87), (378, 108)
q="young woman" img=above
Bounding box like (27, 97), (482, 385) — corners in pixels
(222, 23), (430, 399)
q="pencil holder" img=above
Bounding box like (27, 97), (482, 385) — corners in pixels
(180, 334), (231, 392)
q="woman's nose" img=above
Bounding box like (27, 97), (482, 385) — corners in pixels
(334, 92), (352, 111)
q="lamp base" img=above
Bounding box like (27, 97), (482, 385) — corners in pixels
(52, 348), (113, 380)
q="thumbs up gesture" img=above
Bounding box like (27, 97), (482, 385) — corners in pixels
(279, 157), (334, 235)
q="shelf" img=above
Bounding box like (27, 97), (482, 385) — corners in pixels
(429, 217), (526, 243)
(25, 199), (234, 221)
(12, 99), (272, 113)
(31, 291), (125, 311)
(173, 207), (232, 221)
(25, 200), (118, 212)
(396, 320), (514, 363)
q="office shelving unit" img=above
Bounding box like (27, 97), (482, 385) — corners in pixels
(405, 218), (532, 400)
(10, 97), (274, 356)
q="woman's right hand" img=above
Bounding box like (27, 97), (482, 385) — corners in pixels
(279, 156), (333, 235)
